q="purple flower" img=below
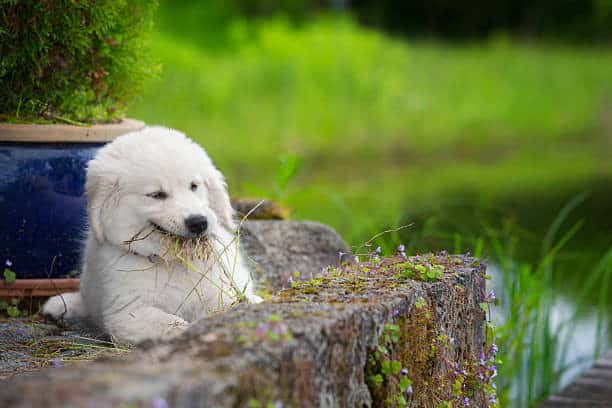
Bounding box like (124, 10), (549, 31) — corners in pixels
(440, 250), (447, 256)
(272, 324), (286, 335)
(489, 343), (498, 355)
(479, 353), (486, 366)
(460, 369), (467, 376)
(400, 251), (407, 259)
(151, 397), (169, 408)
(486, 290), (496, 302)
(490, 367), (498, 379)
(255, 323), (270, 338)
(405, 385), (413, 395)
(477, 372), (484, 380)
(449, 337), (455, 345)
(51, 358), (61, 368)
(393, 309), (400, 317)
(5, 259), (12, 267)
(273, 400), (284, 408)
(488, 394), (497, 404)
(288, 276), (294, 285)
(398, 244), (405, 252)
(375, 246), (382, 254)
(463, 397), (470, 406)
(400, 368), (408, 375)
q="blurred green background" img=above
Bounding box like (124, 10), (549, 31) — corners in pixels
(128, 1), (612, 406)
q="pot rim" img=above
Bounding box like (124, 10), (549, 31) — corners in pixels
(0, 118), (145, 143)
(0, 278), (79, 298)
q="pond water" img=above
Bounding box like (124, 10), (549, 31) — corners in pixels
(489, 263), (611, 396)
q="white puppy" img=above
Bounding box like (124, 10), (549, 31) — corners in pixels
(43, 127), (261, 343)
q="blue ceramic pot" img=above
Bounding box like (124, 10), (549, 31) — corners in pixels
(0, 120), (144, 279)
(0, 143), (104, 278)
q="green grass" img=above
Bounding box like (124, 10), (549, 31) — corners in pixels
(489, 201), (612, 407)
(134, 17), (612, 157)
(130, 15), (612, 242)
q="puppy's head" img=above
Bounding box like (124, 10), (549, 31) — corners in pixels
(86, 127), (234, 254)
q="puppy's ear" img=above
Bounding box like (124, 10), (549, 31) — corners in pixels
(206, 169), (235, 231)
(85, 165), (118, 244)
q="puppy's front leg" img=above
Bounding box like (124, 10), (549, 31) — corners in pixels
(104, 307), (189, 344)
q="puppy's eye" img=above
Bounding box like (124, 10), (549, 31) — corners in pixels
(190, 182), (198, 192)
(147, 191), (168, 200)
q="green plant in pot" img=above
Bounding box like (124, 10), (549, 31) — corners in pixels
(0, 0), (158, 308)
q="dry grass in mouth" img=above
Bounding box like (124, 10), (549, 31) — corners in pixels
(159, 234), (213, 263)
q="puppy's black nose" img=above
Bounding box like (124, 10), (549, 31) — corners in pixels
(184, 215), (208, 235)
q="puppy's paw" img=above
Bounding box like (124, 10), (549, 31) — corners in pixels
(161, 318), (189, 339)
(42, 295), (67, 319)
(245, 294), (264, 304)
(41, 293), (84, 320)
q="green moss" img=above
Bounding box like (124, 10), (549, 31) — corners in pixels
(277, 254), (473, 305)
(363, 269), (497, 407)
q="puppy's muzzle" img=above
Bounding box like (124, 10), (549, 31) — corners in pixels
(185, 215), (208, 236)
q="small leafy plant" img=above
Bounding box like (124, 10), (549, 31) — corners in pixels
(0, 298), (21, 317)
(3, 266), (16, 283)
(367, 323), (413, 407)
(393, 260), (445, 282)
(1, 263), (22, 317)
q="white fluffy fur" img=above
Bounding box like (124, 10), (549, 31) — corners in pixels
(43, 127), (261, 344)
